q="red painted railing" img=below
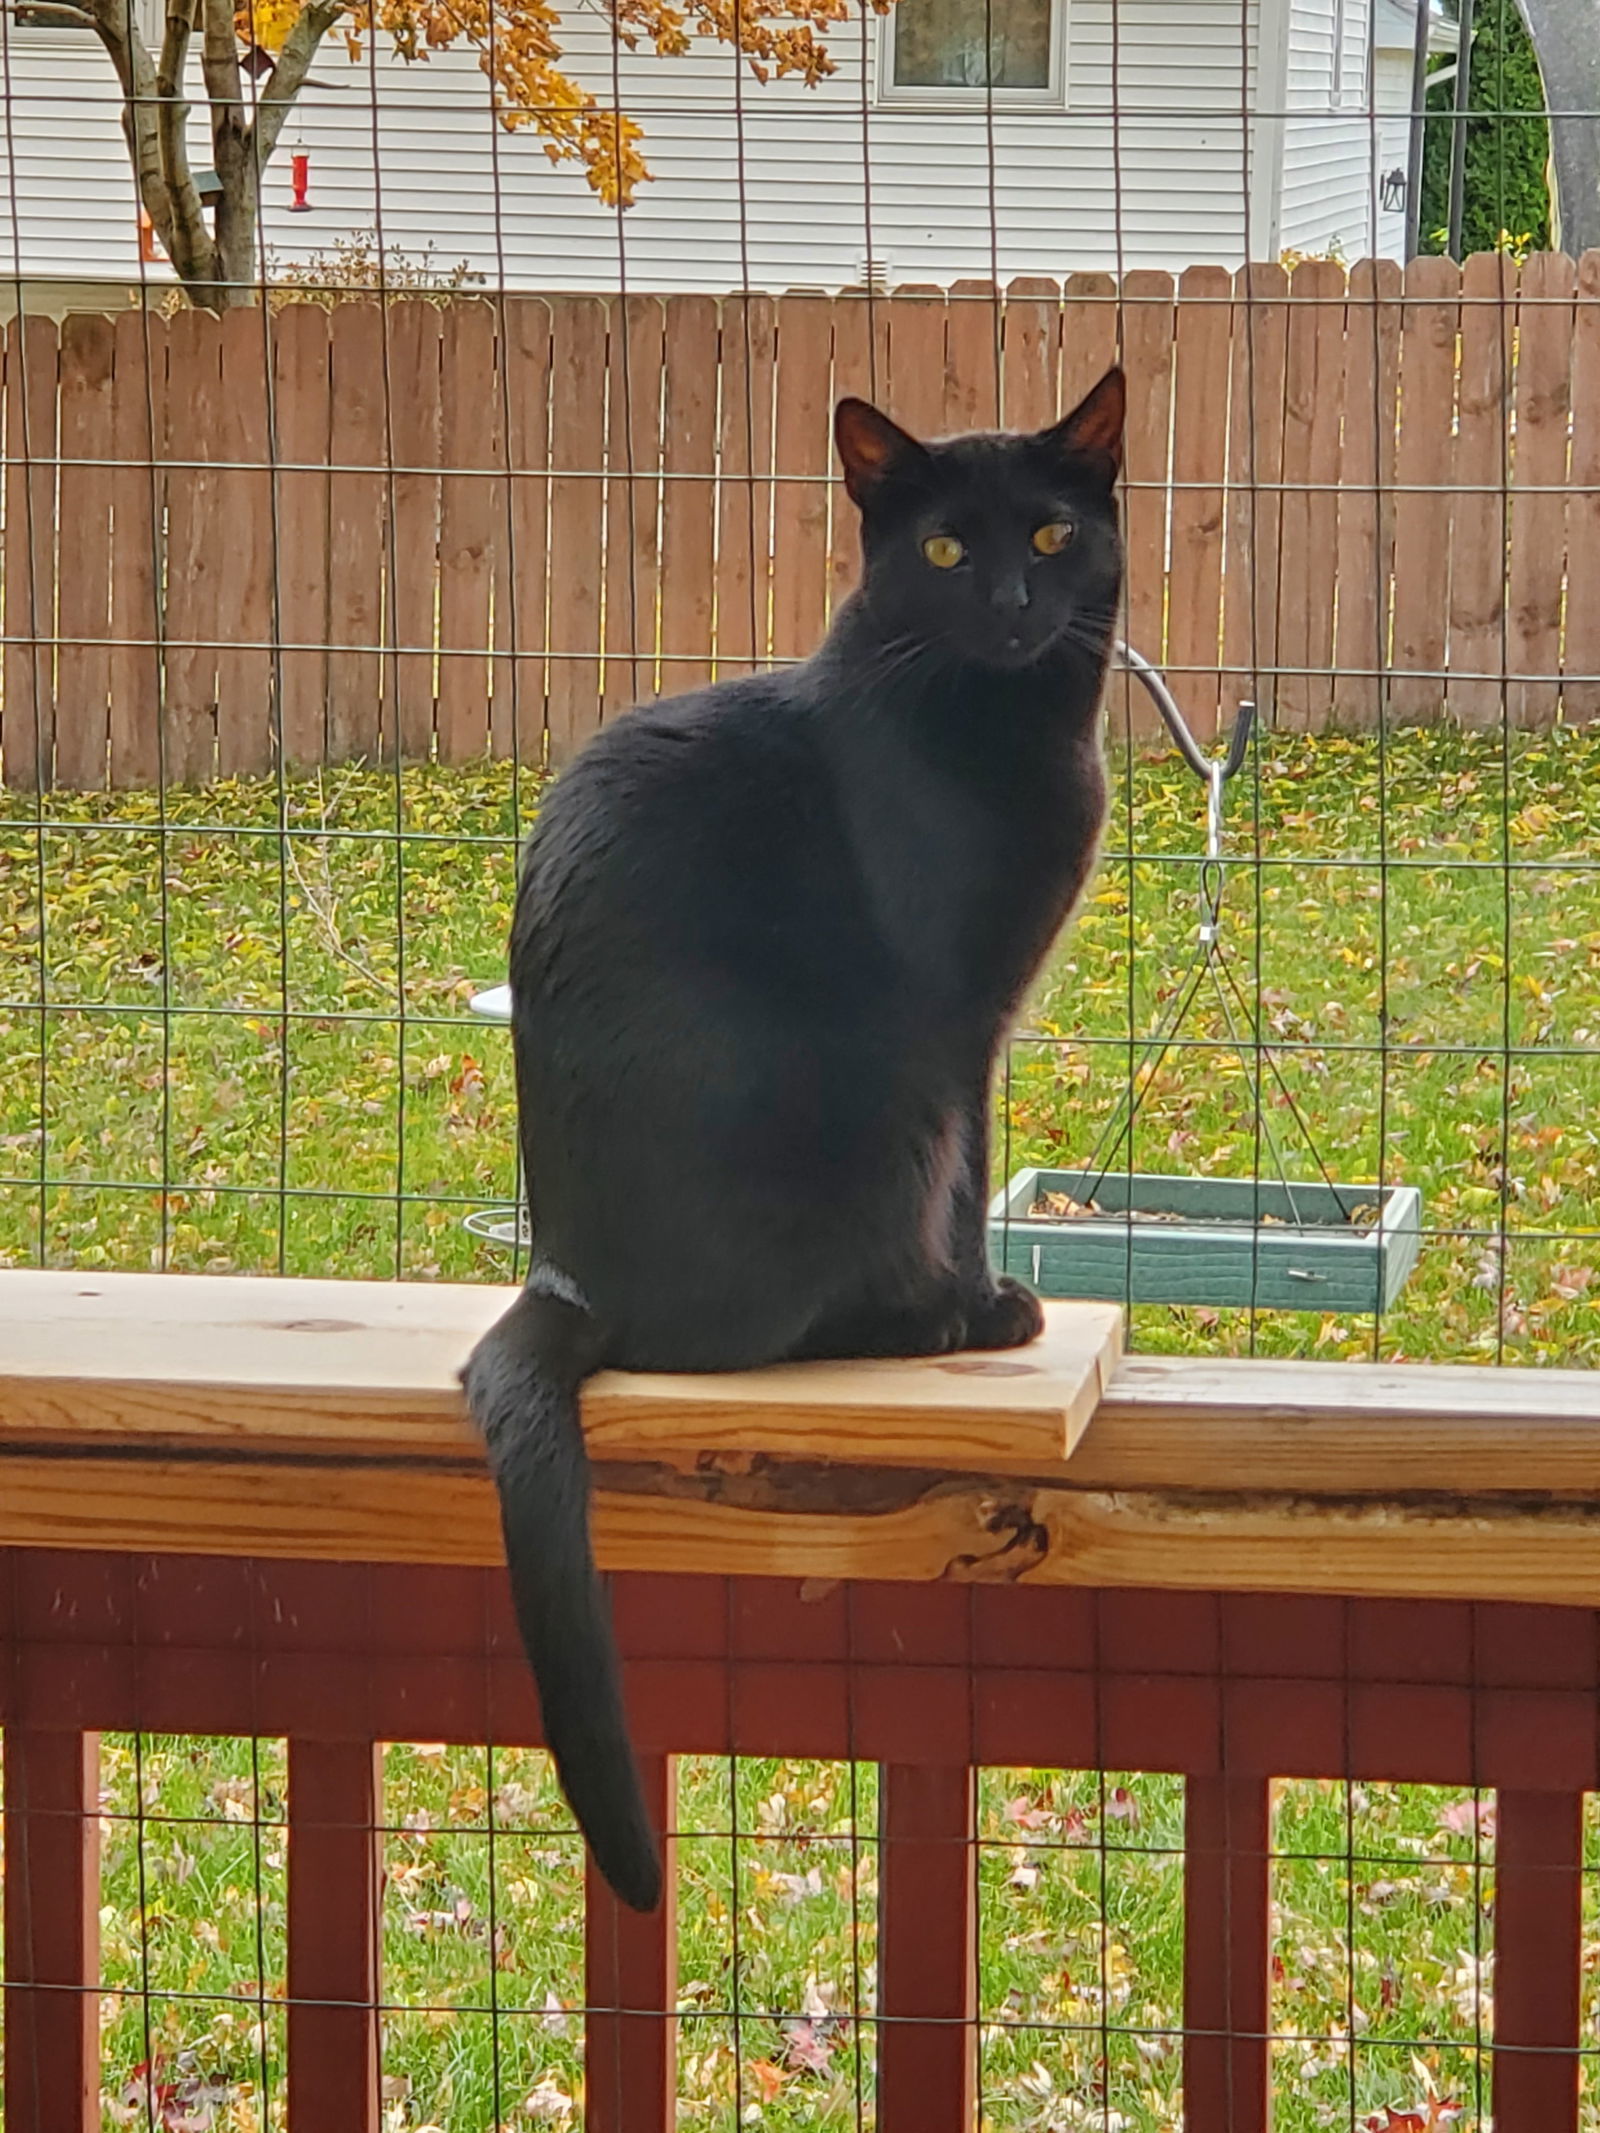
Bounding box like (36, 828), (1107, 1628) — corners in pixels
(2, 1550), (1594, 2129)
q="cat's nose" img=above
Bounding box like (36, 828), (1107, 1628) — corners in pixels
(991, 578), (1030, 616)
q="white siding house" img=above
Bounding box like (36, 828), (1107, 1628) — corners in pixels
(0, 0), (1448, 300)
(1276, 0), (1453, 261)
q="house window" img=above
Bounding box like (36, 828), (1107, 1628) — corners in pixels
(879, 0), (1065, 106)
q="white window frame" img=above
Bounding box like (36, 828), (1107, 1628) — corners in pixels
(876, 0), (1068, 113)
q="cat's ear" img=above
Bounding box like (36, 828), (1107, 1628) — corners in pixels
(1038, 365), (1126, 482)
(835, 397), (930, 505)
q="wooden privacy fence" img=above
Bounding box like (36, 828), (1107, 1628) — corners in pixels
(5, 254), (1600, 789)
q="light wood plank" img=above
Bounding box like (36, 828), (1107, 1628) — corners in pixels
(0, 1271), (1118, 1475)
(4, 1444), (1600, 1607)
(1, 1275), (1599, 1487)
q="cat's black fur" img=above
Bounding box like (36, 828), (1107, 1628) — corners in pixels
(461, 369), (1127, 1912)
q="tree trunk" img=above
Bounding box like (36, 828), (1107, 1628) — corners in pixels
(92, 0), (341, 311)
(1517, 0), (1600, 253)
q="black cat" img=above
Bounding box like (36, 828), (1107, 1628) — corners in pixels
(462, 368), (1126, 1911)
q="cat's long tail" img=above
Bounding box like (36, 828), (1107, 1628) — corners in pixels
(460, 1275), (662, 1913)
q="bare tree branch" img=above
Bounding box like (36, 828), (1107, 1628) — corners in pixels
(4, 1), (96, 21)
(154, 0), (214, 283)
(200, 0), (255, 296)
(83, 0), (172, 237)
(249, 0), (344, 167)
(200, 0), (245, 171)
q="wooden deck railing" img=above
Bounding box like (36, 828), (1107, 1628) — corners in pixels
(2, 1270), (1599, 2130)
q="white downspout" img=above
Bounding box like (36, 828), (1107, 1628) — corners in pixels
(1250, 0), (1293, 262)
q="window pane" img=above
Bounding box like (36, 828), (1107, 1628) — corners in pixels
(892, 0), (1052, 90)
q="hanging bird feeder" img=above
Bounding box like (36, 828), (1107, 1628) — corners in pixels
(988, 646), (1422, 1316)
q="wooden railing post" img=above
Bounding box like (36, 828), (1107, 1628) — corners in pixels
(2, 1725), (100, 2133)
(584, 1753), (677, 2133)
(286, 1738), (383, 2133)
(1183, 1774), (1270, 2133)
(1492, 1789), (1582, 2133)
(877, 1762), (977, 2133)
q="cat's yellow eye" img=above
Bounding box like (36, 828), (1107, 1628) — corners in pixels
(1032, 520), (1074, 556)
(922, 533), (966, 570)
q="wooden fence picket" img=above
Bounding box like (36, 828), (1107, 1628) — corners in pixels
(325, 302), (386, 762)
(715, 293), (777, 679)
(1118, 269), (1175, 725)
(1507, 252), (1576, 728)
(1389, 254), (1460, 723)
(658, 295), (720, 700)
(108, 310), (164, 789)
(2, 314), (59, 791)
(1565, 251), (1600, 723)
(386, 300), (443, 761)
(14, 259), (1600, 787)
(437, 300), (498, 765)
(600, 294), (666, 722)
(271, 303), (331, 770)
(1332, 257), (1402, 727)
(54, 314), (114, 791)
(1168, 264), (1233, 739)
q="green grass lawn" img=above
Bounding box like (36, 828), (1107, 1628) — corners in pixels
(1, 721), (1596, 1363)
(6, 721), (1599, 2126)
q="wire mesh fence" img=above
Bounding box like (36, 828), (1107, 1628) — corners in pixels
(0, 0), (1596, 1364)
(0, 0), (1597, 2126)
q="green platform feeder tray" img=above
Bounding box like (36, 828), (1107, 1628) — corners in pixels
(989, 1168), (1423, 1315)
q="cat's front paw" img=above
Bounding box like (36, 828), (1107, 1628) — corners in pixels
(962, 1276), (1045, 1351)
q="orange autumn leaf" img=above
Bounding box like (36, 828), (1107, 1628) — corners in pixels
(228, 0), (862, 207)
(748, 2059), (787, 2103)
